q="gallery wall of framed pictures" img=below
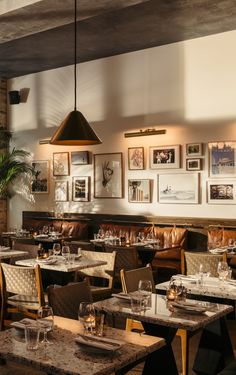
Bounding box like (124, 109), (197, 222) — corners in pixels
(34, 140), (236, 207)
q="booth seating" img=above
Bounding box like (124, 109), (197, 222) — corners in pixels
(99, 223), (187, 282)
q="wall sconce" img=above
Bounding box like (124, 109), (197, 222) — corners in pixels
(8, 90), (20, 105)
(124, 128), (166, 138)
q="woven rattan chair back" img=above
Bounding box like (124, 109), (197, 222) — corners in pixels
(47, 279), (92, 320)
(183, 251), (227, 277)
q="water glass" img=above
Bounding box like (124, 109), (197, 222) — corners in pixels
(37, 305), (54, 345)
(130, 292), (143, 313)
(25, 325), (40, 351)
(78, 302), (96, 335)
(61, 245), (70, 263)
(138, 279), (152, 309)
(198, 264), (210, 287)
(217, 261), (230, 282)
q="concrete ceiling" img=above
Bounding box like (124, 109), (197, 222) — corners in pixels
(1, 0), (236, 78)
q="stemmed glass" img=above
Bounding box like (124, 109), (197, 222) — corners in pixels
(217, 261), (229, 283)
(61, 245), (70, 263)
(37, 305), (54, 345)
(78, 302), (95, 335)
(53, 243), (61, 258)
(138, 279), (152, 310)
(228, 239), (235, 254)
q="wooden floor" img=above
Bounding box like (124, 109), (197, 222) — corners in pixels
(1, 320), (236, 375)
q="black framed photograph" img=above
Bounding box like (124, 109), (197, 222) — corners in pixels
(186, 158), (201, 171)
(71, 151), (89, 165)
(53, 152), (70, 176)
(31, 160), (49, 193)
(54, 180), (69, 202)
(94, 153), (123, 198)
(209, 141), (236, 178)
(207, 180), (236, 204)
(72, 176), (90, 202)
(128, 179), (151, 203)
(150, 145), (180, 169)
(128, 147), (144, 170)
(186, 143), (203, 157)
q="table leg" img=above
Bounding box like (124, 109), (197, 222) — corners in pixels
(193, 317), (234, 375)
(142, 322), (179, 375)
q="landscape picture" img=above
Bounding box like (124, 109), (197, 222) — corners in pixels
(158, 173), (199, 204)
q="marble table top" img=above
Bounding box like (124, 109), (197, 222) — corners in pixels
(0, 316), (164, 375)
(94, 294), (233, 332)
(156, 276), (236, 300)
(15, 256), (107, 273)
(0, 249), (28, 259)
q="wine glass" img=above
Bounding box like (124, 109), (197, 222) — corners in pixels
(37, 305), (54, 345)
(138, 279), (152, 310)
(228, 239), (235, 254)
(217, 261), (229, 283)
(78, 302), (95, 335)
(61, 245), (70, 263)
(53, 243), (61, 258)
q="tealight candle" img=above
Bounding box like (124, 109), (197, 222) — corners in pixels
(166, 288), (177, 301)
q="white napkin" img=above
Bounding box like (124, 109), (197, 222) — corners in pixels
(0, 246), (11, 252)
(172, 301), (208, 313)
(75, 334), (124, 352)
(11, 318), (37, 330)
(112, 293), (131, 301)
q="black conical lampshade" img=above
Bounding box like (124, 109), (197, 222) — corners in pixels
(50, 110), (102, 145)
(50, 0), (102, 146)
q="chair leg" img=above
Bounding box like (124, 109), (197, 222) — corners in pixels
(177, 328), (189, 375)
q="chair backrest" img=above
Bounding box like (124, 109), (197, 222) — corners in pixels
(120, 264), (155, 293)
(47, 279), (92, 320)
(105, 245), (138, 274)
(182, 250), (227, 277)
(64, 241), (94, 253)
(80, 250), (117, 289)
(11, 241), (38, 259)
(0, 263), (44, 305)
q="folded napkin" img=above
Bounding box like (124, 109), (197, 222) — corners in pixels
(172, 301), (208, 314)
(11, 318), (37, 330)
(0, 246), (11, 252)
(173, 274), (198, 283)
(36, 257), (57, 265)
(112, 293), (131, 301)
(225, 280), (236, 288)
(75, 334), (124, 352)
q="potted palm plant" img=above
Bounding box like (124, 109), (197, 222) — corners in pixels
(0, 127), (33, 198)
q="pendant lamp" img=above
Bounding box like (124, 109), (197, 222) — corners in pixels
(50, 0), (101, 145)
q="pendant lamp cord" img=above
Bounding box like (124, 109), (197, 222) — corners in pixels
(74, 0), (77, 111)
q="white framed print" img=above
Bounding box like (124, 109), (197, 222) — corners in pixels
(54, 180), (68, 202)
(209, 141), (236, 178)
(150, 145), (180, 169)
(207, 180), (236, 204)
(158, 173), (199, 204)
(128, 179), (151, 203)
(72, 176), (90, 202)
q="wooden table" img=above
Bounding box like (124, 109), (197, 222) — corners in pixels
(0, 316), (165, 375)
(94, 294), (233, 375)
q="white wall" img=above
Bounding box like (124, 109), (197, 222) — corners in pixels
(7, 30), (236, 228)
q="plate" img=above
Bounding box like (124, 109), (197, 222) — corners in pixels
(75, 334), (124, 354)
(112, 293), (131, 301)
(209, 248), (226, 254)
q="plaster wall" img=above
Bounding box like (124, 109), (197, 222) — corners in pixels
(7, 30), (236, 228)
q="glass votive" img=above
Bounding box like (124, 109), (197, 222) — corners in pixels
(166, 288), (177, 301)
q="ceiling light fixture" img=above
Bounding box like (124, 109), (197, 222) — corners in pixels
(50, 0), (101, 146)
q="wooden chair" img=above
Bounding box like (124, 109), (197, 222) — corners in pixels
(181, 250), (227, 276)
(0, 263), (45, 330)
(120, 264), (154, 332)
(77, 250), (117, 302)
(64, 240), (94, 252)
(121, 264), (190, 375)
(47, 279), (92, 320)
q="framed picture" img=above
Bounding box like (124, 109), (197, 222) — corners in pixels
(207, 180), (236, 204)
(150, 145), (180, 169)
(186, 143), (202, 157)
(158, 173), (199, 204)
(72, 176), (90, 202)
(94, 153), (123, 198)
(31, 160), (49, 193)
(54, 180), (68, 202)
(53, 152), (69, 176)
(128, 147), (144, 170)
(128, 179), (151, 203)
(71, 151), (89, 165)
(186, 158), (201, 171)
(209, 141), (236, 178)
